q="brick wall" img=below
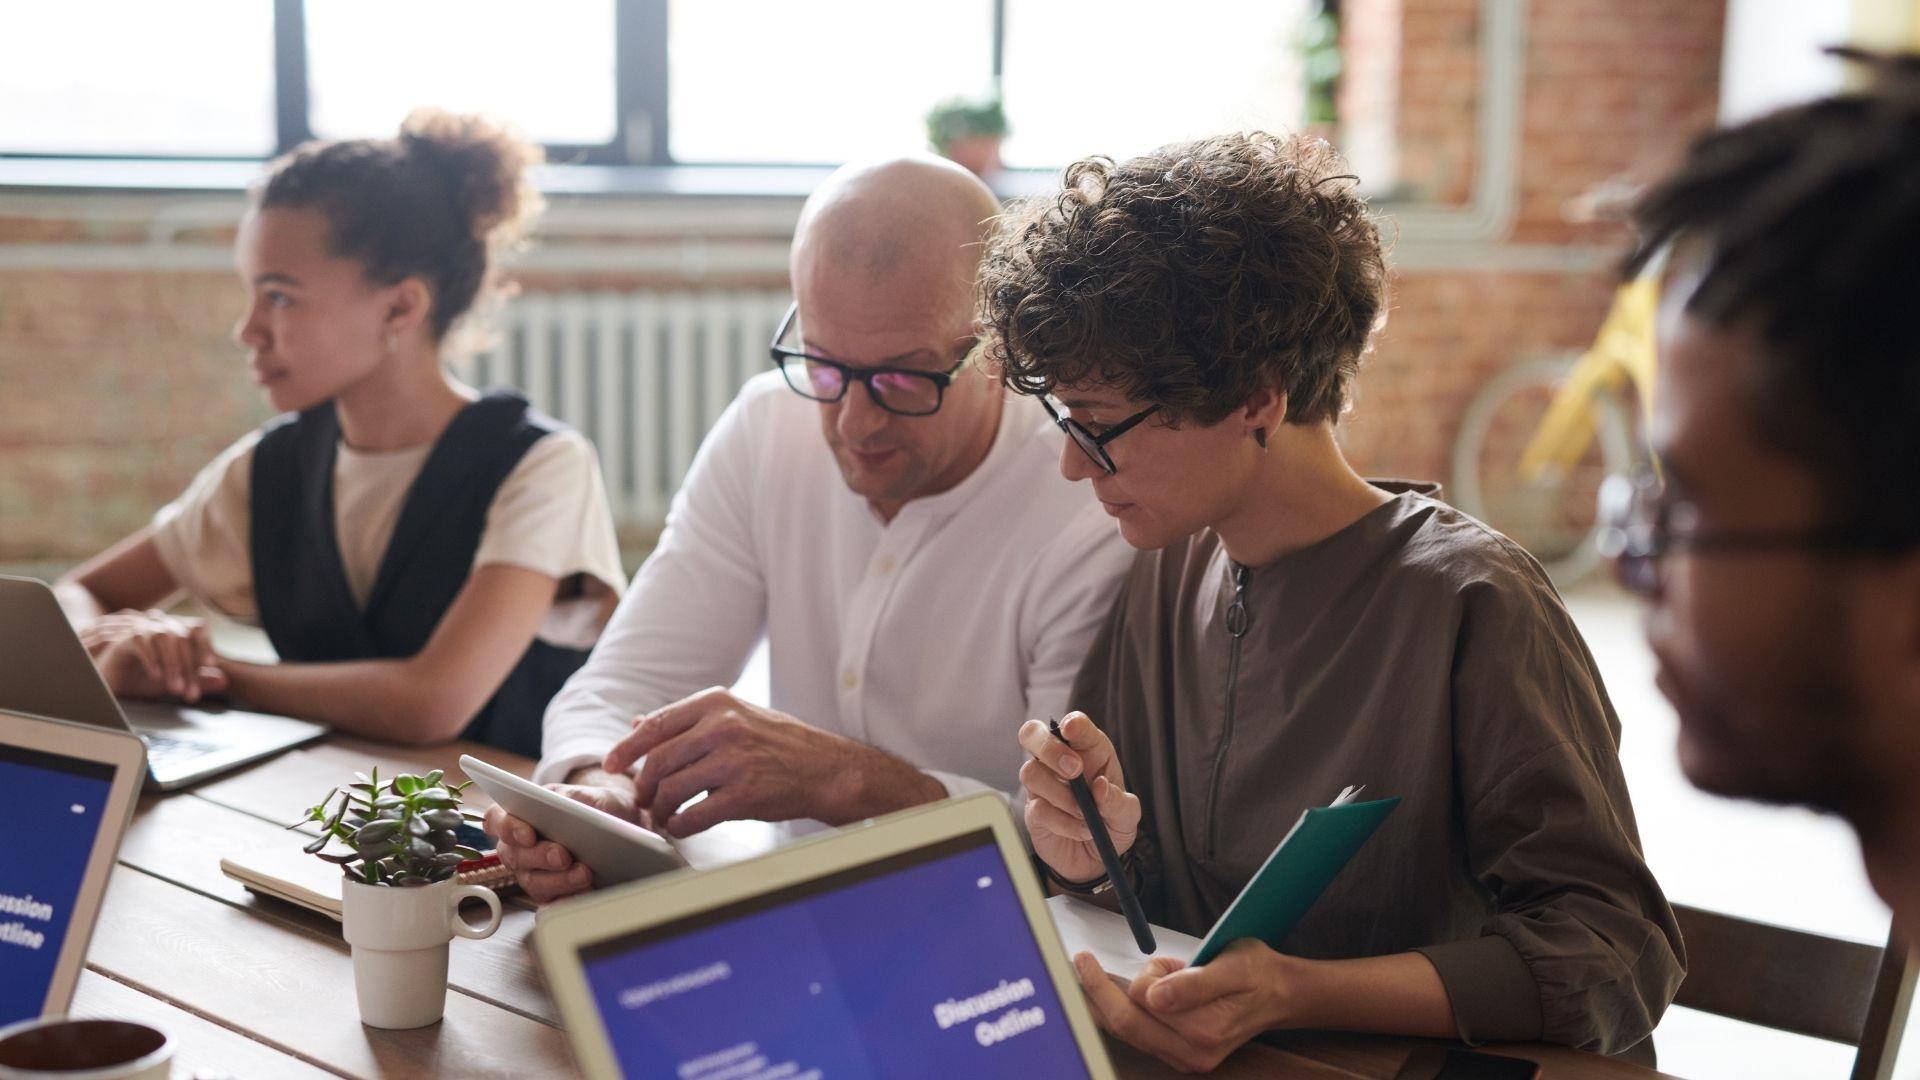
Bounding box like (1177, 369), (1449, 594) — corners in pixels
(1335, 0), (1725, 486)
(1, 267), (260, 564)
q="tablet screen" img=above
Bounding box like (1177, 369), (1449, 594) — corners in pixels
(0, 743), (117, 1025)
(578, 828), (1093, 1079)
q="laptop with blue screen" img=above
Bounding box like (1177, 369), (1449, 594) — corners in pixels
(535, 793), (1116, 1080)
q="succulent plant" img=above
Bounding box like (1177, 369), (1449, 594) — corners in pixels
(925, 94), (1009, 151)
(291, 766), (485, 887)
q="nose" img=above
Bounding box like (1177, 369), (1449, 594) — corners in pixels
(834, 380), (893, 444)
(233, 299), (267, 351)
(1057, 430), (1101, 483)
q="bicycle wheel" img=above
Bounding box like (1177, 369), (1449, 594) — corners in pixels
(1450, 355), (1635, 587)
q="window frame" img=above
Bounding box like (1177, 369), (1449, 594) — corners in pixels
(0, 0), (1319, 174)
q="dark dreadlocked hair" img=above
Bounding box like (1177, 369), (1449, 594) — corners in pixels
(1625, 51), (1920, 546)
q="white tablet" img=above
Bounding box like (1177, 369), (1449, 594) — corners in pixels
(534, 792), (1116, 1080)
(460, 754), (687, 887)
(0, 710), (148, 1025)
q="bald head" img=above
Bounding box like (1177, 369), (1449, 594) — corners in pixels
(791, 155), (1001, 323)
(785, 156), (1008, 521)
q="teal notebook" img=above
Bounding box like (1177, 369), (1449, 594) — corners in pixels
(1190, 786), (1401, 965)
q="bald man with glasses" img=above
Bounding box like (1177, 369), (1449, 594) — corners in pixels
(486, 156), (1133, 901)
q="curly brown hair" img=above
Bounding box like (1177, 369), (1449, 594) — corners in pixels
(979, 132), (1386, 426)
(258, 108), (544, 343)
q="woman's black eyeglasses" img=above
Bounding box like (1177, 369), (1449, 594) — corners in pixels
(769, 303), (976, 417)
(1039, 395), (1162, 475)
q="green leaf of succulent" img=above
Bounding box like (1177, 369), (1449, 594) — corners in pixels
(307, 764), (479, 885)
(353, 819), (404, 846)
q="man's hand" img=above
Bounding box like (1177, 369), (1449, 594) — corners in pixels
(1017, 711), (1140, 885)
(82, 609), (229, 703)
(1072, 939), (1301, 1074)
(602, 687), (945, 836)
(481, 768), (640, 903)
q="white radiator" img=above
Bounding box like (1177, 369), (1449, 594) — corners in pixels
(470, 290), (793, 527)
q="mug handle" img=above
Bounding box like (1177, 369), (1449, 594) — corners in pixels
(449, 883), (503, 940)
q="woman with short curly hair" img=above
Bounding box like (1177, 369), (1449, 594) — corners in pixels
(986, 133), (1682, 1071)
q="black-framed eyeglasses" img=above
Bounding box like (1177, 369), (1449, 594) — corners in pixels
(769, 303), (976, 418)
(1038, 395), (1162, 475)
(1596, 468), (1918, 596)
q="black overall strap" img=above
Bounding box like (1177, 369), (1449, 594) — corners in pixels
(250, 402), (378, 662)
(247, 389), (590, 756)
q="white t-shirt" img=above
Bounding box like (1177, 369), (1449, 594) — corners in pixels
(536, 371), (1136, 817)
(150, 423), (626, 650)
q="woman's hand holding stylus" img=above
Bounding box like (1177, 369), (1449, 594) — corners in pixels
(1017, 710), (1141, 884)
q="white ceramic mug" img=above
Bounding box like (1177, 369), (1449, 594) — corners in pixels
(0, 1017), (172, 1080)
(340, 876), (502, 1029)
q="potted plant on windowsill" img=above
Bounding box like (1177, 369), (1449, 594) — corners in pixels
(926, 93), (1009, 177)
(292, 767), (503, 1029)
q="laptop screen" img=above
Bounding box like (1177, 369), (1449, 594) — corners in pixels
(578, 827), (1095, 1080)
(0, 743), (117, 1025)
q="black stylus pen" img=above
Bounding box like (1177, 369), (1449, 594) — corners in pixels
(1048, 716), (1157, 954)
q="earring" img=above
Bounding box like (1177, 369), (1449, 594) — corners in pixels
(384, 333), (397, 354)
(1253, 427), (1269, 450)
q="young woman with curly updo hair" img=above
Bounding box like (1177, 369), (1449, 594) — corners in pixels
(55, 110), (624, 756)
(984, 133), (1682, 1070)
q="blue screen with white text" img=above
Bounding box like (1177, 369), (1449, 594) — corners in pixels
(0, 744), (117, 1025)
(579, 830), (1092, 1079)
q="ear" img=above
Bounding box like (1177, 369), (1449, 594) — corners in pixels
(1237, 383), (1289, 439)
(380, 277), (435, 343)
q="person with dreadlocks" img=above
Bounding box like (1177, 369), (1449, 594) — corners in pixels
(1611, 57), (1920, 930)
(981, 132), (1683, 1072)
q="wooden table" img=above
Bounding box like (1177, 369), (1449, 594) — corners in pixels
(70, 735), (1684, 1079)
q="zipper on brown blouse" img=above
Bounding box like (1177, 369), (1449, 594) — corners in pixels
(1204, 561), (1251, 859)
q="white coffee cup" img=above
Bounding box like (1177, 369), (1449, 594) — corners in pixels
(0, 1017), (172, 1080)
(340, 876), (502, 1029)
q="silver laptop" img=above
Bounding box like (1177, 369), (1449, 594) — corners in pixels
(535, 793), (1117, 1080)
(0, 575), (326, 790)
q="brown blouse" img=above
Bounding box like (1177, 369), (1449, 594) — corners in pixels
(1071, 483), (1684, 1054)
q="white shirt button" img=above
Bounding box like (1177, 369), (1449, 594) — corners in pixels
(842, 669), (859, 690)
(876, 555), (897, 575)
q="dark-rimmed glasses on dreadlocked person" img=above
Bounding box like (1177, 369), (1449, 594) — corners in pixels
(1597, 467), (1920, 597)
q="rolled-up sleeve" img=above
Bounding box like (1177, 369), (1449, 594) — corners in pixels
(1424, 570), (1686, 1054)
